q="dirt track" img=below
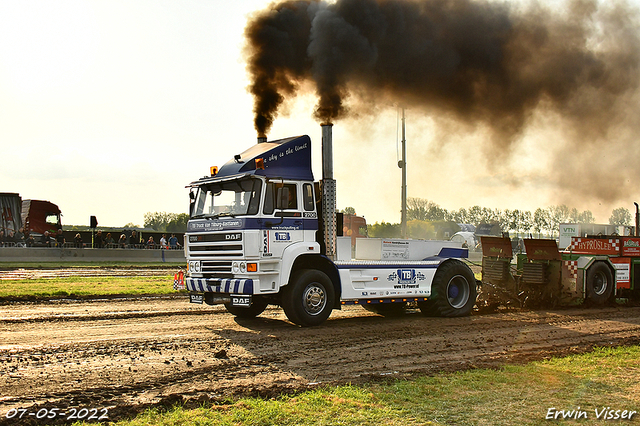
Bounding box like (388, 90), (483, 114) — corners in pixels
(1, 296), (640, 424)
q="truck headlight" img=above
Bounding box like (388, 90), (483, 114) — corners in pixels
(189, 261), (201, 273)
(232, 262), (247, 274)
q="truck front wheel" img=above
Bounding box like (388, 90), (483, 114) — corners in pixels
(224, 296), (269, 319)
(419, 260), (477, 317)
(281, 269), (334, 326)
(586, 262), (614, 305)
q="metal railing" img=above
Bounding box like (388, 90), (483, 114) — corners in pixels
(0, 241), (182, 250)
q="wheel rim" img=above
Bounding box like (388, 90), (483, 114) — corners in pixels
(447, 275), (470, 309)
(303, 282), (326, 315)
(592, 271), (608, 295)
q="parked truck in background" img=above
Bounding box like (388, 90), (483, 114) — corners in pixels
(178, 125), (477, 326)
(0, 193), (62, 243)
(22, 199), (62, 239)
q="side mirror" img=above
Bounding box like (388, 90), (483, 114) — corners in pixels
(276, 187), (289, 210)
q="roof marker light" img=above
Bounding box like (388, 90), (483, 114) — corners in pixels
(210, 166), (218, 176)
(255, 158), (265, 170)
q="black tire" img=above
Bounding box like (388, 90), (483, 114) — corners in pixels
(585, 262), (614, 305)
(224, 297), (269, 318)
(418, 260), (477, 317)
(281, 269), (335, 326)
(362, 302), (407, 316)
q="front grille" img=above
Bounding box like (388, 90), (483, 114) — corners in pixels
(190, 244), (242, 256)
(188, 233), (244, 277)
(201, 260), (233, 278)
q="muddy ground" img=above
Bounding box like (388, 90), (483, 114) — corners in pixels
(1, 282), (640, 424)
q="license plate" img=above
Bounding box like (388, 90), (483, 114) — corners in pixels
(230, 294), (252, 307)
(190, 293), (204, 304)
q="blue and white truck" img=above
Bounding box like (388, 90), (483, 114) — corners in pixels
(180, 125), (477, 326)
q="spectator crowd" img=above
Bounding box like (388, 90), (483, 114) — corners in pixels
(0, 228), (182, 250)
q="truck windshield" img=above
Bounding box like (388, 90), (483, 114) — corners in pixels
(191, 178), (262, 219)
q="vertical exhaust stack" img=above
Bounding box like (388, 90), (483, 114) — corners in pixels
(257, 136), (267, 144)
(321, 123), (337, 258)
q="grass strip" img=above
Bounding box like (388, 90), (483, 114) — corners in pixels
(84, 345), (639, 426)
(0, 276), (176, 298)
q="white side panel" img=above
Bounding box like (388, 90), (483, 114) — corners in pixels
(355, 238), (463, 261)
(336, 236), (352, 261)
(337, 262), (439, 300)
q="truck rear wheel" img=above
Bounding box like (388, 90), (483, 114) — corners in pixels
(586, 262), (614, 305)
(418, 260), (476, 317)
(224, 297), (269, 319)
(281, 269), (334, 326)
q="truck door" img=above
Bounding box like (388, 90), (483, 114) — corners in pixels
(261, 182), (303, 259)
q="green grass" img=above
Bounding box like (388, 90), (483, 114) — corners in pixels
(80, 345), (640, 426)
(0, 276), (178, 298)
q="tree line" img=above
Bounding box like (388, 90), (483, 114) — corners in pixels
(140, 200), (633, 236)
(143, 212), (189, 232)
(361, 198), (633, 239)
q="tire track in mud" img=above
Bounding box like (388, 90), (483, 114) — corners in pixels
(1, 300), (639, 424)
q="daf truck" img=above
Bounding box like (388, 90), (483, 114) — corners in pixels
(179, 126), (477, 326)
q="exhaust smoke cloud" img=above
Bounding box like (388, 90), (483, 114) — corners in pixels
(244, 0), (640, 210)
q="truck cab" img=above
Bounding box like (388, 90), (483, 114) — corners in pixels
(183, 134), (477, 326)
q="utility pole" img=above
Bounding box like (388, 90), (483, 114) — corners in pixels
(399, 108), (407, 238)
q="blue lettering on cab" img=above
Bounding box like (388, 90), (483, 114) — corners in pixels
(275, 232), (291, 241)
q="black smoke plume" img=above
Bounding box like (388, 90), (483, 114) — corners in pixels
(244, 0), (640, 148)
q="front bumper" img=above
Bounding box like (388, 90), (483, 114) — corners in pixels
(186, 277), (255, 294)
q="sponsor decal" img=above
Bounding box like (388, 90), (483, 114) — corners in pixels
(388, 269), (427, 284)
(398, 269), (416, 284)
(189, 294), (204, 304)
(188, 219), (243, 232)
(622, 238), (640, 256)
(572, 238), (618, 253)
(262, 230), (271, 256)
(275, 232), (291, 241)
(230, 295), (252, 307)
(265, 142), (309, 165)
(361, 291), (368, 296)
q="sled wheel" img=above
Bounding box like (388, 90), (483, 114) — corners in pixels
(224, 296), (269, 318)
(362, 302), (407, 316)
(281, 269), (334, 326)
(586, 262), (614, 305)
(419, 260), (477, 317)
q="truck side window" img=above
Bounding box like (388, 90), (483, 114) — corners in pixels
(247, 180), (262, 215)
(264, 183), (275, 215)
(264, 183), (297, 213)
(283, 184), (297, 210)
(303, 183), (314, 211)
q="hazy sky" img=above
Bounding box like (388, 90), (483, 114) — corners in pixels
(1, 0), (639, 227)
